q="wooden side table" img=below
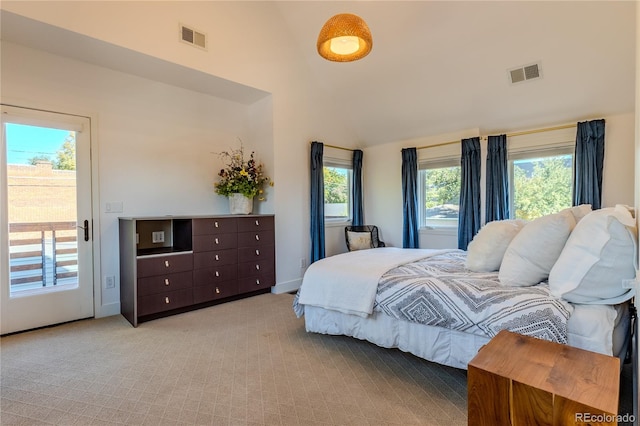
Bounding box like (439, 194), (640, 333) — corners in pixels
(468, 330), (620, 425)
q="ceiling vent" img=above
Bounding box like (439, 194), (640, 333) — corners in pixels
(180, 24), (207, 50)
(508, 62), (542, 84)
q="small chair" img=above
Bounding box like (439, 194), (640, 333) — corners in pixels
(345, 225), (386, 251)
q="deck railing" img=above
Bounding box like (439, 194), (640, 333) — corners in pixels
(9, 221), (78, 290)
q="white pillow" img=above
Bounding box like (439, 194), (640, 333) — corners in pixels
(498, 210), (576, 287)
(347, 231), (373, 250)
(465, 219), (527, 272)
(561, 204), (592, 223)
(549, 205), (637, 304)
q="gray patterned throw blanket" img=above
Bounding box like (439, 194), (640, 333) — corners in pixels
(374, 250), (572, 344)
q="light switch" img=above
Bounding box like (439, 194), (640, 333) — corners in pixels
(105, 201), (123, 213)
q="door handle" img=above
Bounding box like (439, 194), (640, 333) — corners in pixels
(77, 220), (89, 241)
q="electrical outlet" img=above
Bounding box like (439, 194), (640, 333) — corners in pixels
(299, 258), (306, 268)
(105, 276), (115, 289)
(152, 231), (165, 243)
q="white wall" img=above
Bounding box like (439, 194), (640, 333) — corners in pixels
(1, 41), (262, 314)
(635, 4), (640, 416)
(1, 1), (358, 308)
(1, 2), (636, 310)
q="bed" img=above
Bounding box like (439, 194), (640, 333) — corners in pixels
(293, 205), (637, 370)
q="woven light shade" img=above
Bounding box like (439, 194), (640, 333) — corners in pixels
(317, 13), (373, 62)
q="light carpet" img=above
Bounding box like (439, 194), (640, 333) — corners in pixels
(0, 293), (633, 425)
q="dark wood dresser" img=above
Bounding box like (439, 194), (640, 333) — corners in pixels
(119, 215), (275, 327)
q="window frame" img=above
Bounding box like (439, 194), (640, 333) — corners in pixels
(419, 157), (461, 229)
(323, 158), (353, 226)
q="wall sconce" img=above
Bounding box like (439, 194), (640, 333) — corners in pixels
(317, 13), (373, 62)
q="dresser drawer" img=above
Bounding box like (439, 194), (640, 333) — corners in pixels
(194, 249), (237, 269)
(238, 274), (274, 293)
(137, 253), (193, 278)
(193, 281), (238, 304)
(138, 271), (193, 297)
(193, 233), (238, 252)
(137, 288), (193, 316)
(237, 216), (274, 233)
(193, 264), (237, 286)
(237, 230), (274, 248)
(238, 245), (274, 263)
(237, 259), (274, 279)
(192, 218), (237, 236)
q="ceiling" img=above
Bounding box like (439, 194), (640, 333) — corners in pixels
(275, 1), (635, 145)
(1, 2), (636, 147)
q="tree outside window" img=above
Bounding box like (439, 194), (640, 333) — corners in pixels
(512, 155), (572, 220)
(324, 166), (351, 220)
(423, 166), (461, 226)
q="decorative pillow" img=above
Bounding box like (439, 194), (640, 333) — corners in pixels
(549, 205), (637, 304)
(465, 219), (527, 272)
(347, 231), (373, 250)
(561, 204), (592, 223)
(498, 210), (576, 287)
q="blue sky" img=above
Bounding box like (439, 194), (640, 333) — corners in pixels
(5, 123), (71, 165)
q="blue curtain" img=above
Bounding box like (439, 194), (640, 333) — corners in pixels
(352, 149), (364, 226)
(485, 135), (509, 222)
(310, 141), (325, 263)
(573, 119), (605, 210)
(401, 148), (419, 248)
(458, 137), (481, 250)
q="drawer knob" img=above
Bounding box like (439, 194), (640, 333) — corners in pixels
(165, 297), (170, 304)
(215, 238), (219, 244)
(215, 271), (220, 277)
(214, 221), (219, 228)
(255, 264), (260, 270)
(255, 235), (260, 241)
(215, 287), (220, 294)
(256, 279), (260, 285)
(255, 249), (260, 256)
(164, 260), (170, 268)
(215, 254), (219, 261)
(255, 220), (259, 226)
(164, 278), (170, 286)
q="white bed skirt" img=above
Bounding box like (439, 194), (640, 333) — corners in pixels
(303, 303), (630, 370)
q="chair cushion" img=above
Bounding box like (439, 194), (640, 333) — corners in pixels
(346, 231), (374, 250)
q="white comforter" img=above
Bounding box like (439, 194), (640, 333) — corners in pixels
(297, 248), (450, 317)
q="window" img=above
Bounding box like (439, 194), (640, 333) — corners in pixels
(324, 160), (352, 222)
(419, 159), (461, 228)
(509, 148), (573, 220)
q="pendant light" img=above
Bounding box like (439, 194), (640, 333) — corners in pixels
(317, 13), (373, 62)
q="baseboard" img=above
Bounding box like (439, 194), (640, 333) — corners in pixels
(271, 279), (302, 294)
(95, 302), (120, 318)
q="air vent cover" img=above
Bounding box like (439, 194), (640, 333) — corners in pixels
(180, 24), (207, 50)
(508, 62), (542, 84)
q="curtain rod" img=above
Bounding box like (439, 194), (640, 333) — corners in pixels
(416, 123), (577, 150)
(310, 141), (355, 152)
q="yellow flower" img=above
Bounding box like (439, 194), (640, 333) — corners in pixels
(239, 168), (249, 177)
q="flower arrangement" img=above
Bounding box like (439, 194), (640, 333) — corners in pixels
(214, 143), (271, 200)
